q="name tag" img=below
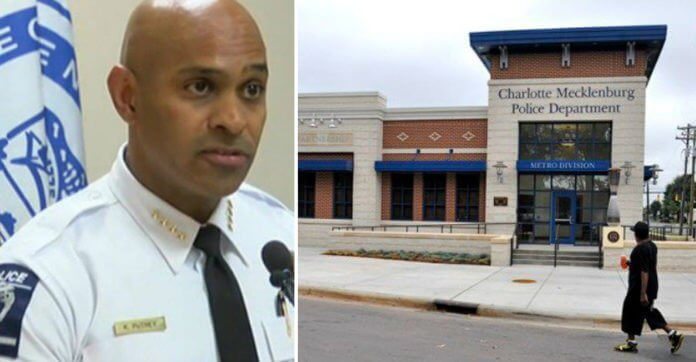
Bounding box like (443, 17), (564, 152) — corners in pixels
(113, 316), (166, 337)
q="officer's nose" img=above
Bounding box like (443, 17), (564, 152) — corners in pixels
(209, 95), (246, 135)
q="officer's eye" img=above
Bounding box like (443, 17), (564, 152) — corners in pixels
(242, 81), (265, 100)
(186, 79), (214, 96)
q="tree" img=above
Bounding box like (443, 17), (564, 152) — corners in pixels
(662, 199), (680, 221)
(663, 174), (696, 222)
(650, 200), (661, 220)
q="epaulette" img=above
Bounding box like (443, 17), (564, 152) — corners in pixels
(235, 183), (291, 213)
(0, 177), (116, 256)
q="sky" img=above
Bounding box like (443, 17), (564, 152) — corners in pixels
(298, 0), (696, 201)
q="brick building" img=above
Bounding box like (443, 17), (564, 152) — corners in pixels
(298, 25), (666, 248)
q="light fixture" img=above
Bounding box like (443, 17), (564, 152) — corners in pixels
(493, 161), (507, 184)
(651, 164), (663, 186)
(298, 113), (342, 129)
(620, 161), (635, 185)
(559, 131), (574, 147)
(308, 113), (318, 128)
(327, 113), (342, 128)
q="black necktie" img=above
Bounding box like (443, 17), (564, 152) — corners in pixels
(194, 225), (258, 362)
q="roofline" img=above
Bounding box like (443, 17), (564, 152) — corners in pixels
(469, 25), (667, 81)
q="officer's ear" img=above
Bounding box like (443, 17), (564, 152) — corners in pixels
(107, 65), (137, 124)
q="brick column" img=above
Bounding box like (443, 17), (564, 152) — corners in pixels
(446, 173), (457, 222)
(413, 172), (423, 221)
(381, 173), (391, 221)
(315, 172), (334, 219)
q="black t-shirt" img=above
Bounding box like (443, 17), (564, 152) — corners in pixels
(628, 240), (658, 299)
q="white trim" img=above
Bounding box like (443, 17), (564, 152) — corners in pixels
(298, 92), (387, 116)
(379, 220), (483, 226)
(299, 91), (385, 98)
(298, 110), (385, 120)
(382, 148), (487, 154)
(488, 76), (648, 86)
(298, 146), (356, 153)
(384, 106), (488, 120)
(298, 218), (352, 225)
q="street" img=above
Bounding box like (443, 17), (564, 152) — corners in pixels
(299, 297), (695, 361)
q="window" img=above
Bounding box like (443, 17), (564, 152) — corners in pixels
(298, 172), (315, 218)
(391, 173), (413, 220)
(456, 174), (480, 221)
(423, 173), (446, 221)
(517, 173), (610, 244)
(519, 122), (612, 161)
(333, 172), (353, 219)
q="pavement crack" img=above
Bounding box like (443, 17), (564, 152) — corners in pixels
(449, 266), (505, 300)
(525, 267), (554, 310)
(681, 273), (696, 286)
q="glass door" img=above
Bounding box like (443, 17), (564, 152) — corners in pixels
(551, 191), (576, 245)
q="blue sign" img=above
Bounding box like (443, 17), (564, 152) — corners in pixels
(0, 2), (86, 243)
(516, 160), (610, 173)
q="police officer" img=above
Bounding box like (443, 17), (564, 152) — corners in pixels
(0, 0), (294, 361)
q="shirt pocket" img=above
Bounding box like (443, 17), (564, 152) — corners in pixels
(80, 333), (212, 362)
(262, 316), (294, 362)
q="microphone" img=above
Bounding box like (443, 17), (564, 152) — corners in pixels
(262, 241), (294, 306)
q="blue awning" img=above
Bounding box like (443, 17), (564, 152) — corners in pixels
(299, 160), (353, 171)
(375, 161), (486, 172)
(517, 160), (610, 173)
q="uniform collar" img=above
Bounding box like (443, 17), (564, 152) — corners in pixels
(107, 144), (247, 274)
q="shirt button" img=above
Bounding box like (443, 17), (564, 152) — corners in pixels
(89, 191), (101, 200)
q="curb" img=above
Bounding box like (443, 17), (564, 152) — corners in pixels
(300, 286), (696, 332)
(299, 286), (435, 310)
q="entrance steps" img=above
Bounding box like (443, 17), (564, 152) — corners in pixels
(512, 247), (601, 267)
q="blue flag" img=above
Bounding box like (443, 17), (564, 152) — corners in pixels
(0, 0), (86, 243)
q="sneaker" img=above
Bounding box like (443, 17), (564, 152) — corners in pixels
(614, 340), (638, 353)
(669, 332), (685, 354)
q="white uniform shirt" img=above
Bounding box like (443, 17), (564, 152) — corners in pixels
(0, 146), (295, 362)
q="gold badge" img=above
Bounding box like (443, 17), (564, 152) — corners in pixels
(113, 316), (166, 337)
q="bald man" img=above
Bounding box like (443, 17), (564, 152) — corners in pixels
(0, 1), (294, 361)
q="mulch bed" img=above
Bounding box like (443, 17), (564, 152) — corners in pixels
(323, 249), (490, 265)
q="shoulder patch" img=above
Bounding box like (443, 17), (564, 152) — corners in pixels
(0, 264), (39, 358)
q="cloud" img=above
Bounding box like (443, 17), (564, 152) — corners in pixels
(299, 0), (696, 194)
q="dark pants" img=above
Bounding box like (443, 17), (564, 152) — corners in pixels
(621, 293), (667, 336)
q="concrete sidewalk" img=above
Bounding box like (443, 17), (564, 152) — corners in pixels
(299, 248), (696, 326)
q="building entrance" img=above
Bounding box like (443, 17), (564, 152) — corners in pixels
(551, 190), (576, 245)
(517, 173), (609, 246)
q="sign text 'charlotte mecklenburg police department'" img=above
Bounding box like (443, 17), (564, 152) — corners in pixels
(498, 86), (636, 117)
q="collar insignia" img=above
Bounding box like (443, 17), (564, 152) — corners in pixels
(151, 210), (187, 240)
(226, 199), (234, 232)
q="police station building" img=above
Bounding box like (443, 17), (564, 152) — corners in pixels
(298, 26), (667, 259)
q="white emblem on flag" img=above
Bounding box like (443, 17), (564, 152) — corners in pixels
(0, 0), (87, 243)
